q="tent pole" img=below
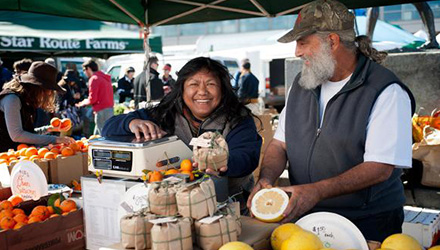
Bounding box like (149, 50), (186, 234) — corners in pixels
(144, 1), (151, 104)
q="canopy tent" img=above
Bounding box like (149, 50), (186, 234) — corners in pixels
(0, 11), (162, 57)
(0, 0), (434, 27)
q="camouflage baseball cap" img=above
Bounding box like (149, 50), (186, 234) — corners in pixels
(278, 0), (355, 43)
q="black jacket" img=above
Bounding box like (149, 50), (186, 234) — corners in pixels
(133, 68), (164, 107)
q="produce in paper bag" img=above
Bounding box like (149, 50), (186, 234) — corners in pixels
(219, 202), (242, 236)
(151, 217), (193, 250)
(120, 212), (156, 250)
(176, 178), (217, 220)
(148, 182), (179, 216)
(195, 215), (239, 250)
(192, 132), (228, 173)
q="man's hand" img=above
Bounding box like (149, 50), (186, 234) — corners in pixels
(246, 178), (273, 214)
(128, 119), (166, 140)
(279, 184), (322, 223)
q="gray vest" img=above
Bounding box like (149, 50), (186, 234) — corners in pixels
(285, 55), (415, 219)
(174, 111), (254, 199)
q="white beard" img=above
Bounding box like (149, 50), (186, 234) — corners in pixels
(298, 41), (336, 90)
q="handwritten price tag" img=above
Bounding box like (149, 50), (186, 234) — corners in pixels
(10, 161), (48, 201)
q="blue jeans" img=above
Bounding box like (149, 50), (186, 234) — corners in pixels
(94, 107), (114, 135)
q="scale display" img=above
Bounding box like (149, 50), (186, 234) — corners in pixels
(92, 149), (133, 172)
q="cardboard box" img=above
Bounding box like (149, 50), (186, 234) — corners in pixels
(0, 195), (85, 250)
(82, 152), (89, 175)
(50, 153), (84, 185)
(8, 159), (50, 182)
(254, 108), (278, 180)
(403, 206), (440, 248)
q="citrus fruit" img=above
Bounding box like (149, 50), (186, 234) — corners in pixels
(50, 214), (60, 218)
(0, 209), (14, 218)
(60, 199), (77, 213)
(69, 142), (80, 152)
(381, 234), (422, 250)
(8, 195), (24, 206)
(164, 169), (180, 175)
(181, 170), (195, 181)
(271, 223), (303, 250)
(0, 153), (8, 160)
(30, 205), (49, 220)
(61, 147), (74, 157)
(281, 230), (323, 250)
(25, 147), (38, 157)
(13, 221), (26, 230)
(219, 241), (254, 250)
(44, 152), (56, 159)
(12, 208), (25, 215)
(27, 216), (41, 224)
(13, 213), (28, 223)
(50, 117), (61, 127)
(148, 171), (163, 182)
(428, 246), (440, 250)
(180, 159), (192, 171)
(0, 200), (13, 211)
(38, 148), (49, 158)
(0, 216), (16, 230)
(60, 118), (71, 129)
(251, 188), (289, 223)
(17, 144), (28, 151)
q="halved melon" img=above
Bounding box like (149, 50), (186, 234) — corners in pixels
(251, 187), (289, 223)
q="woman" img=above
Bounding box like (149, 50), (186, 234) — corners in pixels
(103, 57), (262, 205)
(0, 61), (74, 152)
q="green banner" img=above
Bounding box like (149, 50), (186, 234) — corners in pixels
(0, 36), (146, 53)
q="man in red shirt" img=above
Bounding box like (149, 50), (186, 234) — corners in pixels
(77, 59), (114, 135)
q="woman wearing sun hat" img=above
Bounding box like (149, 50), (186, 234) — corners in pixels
(0, 61), (75, 152)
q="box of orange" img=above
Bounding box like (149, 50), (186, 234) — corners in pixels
(0, 195), (85, 250)
(8, 159), (50, 182)
(49, 153), (84, 185)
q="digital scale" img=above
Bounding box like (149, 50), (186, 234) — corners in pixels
(88, 135), (193, 178)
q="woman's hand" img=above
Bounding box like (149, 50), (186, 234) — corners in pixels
(55, 136), (75, 144)
(129, 119), (166, 140)
(193, 161), (227, 175)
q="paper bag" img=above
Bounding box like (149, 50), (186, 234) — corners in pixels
(221, 202), (242, 236)
(149, 182), (178, 216)
(151, 218), (193, 250)
(195, 215), (238, 250)
(121, 212), (155, 249)
(176, 178), (217, 220)
(193, 132), (229, 172)
(413, 127), (440, 188)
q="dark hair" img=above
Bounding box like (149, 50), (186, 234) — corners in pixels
(82, 59), (99, 72)
(13, 58), (32, 73)
(148, 56), (159, 65)
(148, 57), (256, 134)
(243, 62), (251, 70)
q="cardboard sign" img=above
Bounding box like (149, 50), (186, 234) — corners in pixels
(10, 161), (48, 201)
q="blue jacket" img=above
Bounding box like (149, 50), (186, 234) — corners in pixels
(102, 109), (262, 178)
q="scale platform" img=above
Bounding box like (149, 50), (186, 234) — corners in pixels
(88, 135), (193, 178)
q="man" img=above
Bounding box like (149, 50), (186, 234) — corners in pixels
(117, 66), (135, 103)
(76, 59), (114, 135)
(0, 58), (12, 89)
(247, 0), (415, 242)
(161, 63), (176, 95)
(236, 60), (259, 104)
(133, 56), (164, 108)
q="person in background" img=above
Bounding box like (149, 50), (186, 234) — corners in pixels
(133, 56), (164, 108)
(0, 61), (74, 152)
(247, 0), (414, 242)
(117, 67), (135, 103)
(0, 58), (13, 90)
(103, 57), (262, 209)
(44, 58), (63, 82)
(76, 59), (114, 135)
(13, 58), (33, 77)
(232, 58), (249, 89)
(161, 63), (176, 95)
(236, 60), (260, 114)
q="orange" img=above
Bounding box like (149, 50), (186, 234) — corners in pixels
(164, 169), (180, 175)
(180, 159), (193, 172)
(19, 148), (27, 157)
(76, 140), (84, 148)
(30, 155), (39, 162)
(69, 142), (81, 152)
(60, 118), (71, 129)
(46, 206), (54, 215)
(30, 205), (49, 220)
(8, 195), (23, 206)
(60, 200), (77, 213)
(13, 221), (26, 230)
(0, 200), (13, 211)
(148, 171), (163, 183)
(0, 159), (7, 165)
(12, 208), (25, 215)
(0, 153), (8, 160)
(49, 214), (59, 218)
(19, 156), (29, 161)
(50, 147), (60, 154)
(25, 147), (38, 157)
(44, 152), (56, 160)
(17, 144), (28, 151)
(54, 198), (61, 208)
(27, 216), (41, 224)
(0, 216), (16, 230)
(13, 213), (28, 223)
(181, 170), (195, 181)
(62, 212), (69, 216)
(0, 209), (14, 219)
(61, 147), (74, 157)
(8, 156), (18, 162)
(38, 148), (49, 158)
(50, 117), (61, 127)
